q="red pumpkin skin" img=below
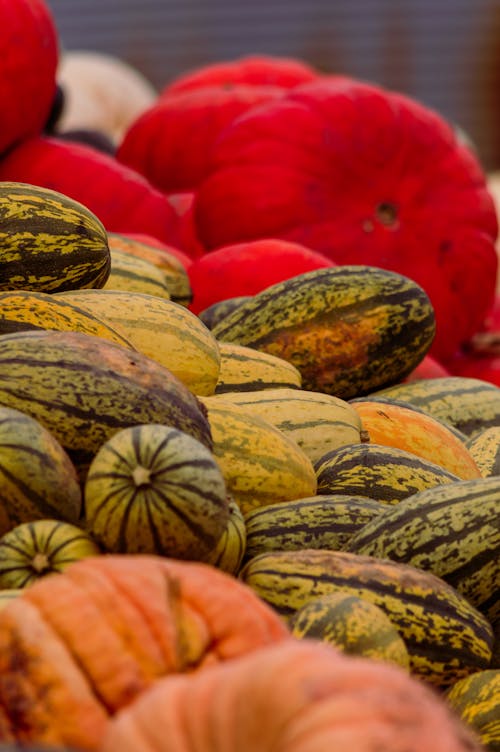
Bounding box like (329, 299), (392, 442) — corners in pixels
(117, 85), (284, 194)
(193, 78), (498, 362)
(0, 136), (181, 246)
(0, 0), (59, 156)
(161, 54), (319, 96)
(187, 238), (335, 314)
(404, 354), (451, 382)
(167, 192), (206, 258)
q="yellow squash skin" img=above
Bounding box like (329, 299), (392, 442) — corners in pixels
(446, 670), (500, 750)
(199, 397), (317, 515)
(0, 290), (134, 348)
(240, 549), (494, 688)
(0, 181), (110, 292)
(466, 426), (500, 477)
(209, 387), (363, 464)
(55, 289), (221, 396)
(289, 592), (410, 670)
(211, 265), (436, 399)
(215, 342), (302, 394)
(104, 249), (172, 299)
(0, 519), (100, 589)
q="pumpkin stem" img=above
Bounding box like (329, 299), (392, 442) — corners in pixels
(375, 201), (398, 226)
(132, 465), (152, 487)
(31, 552), (50, 574)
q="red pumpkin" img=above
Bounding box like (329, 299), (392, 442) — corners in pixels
(117, 85), (284, 194)
(167, 192), (206, 258)
(188, 238), (335, 314)
(161, 54), (319, 96)
(0, 0), (58, 156)
(404, 354), (450, 382)
(0, 136), (181, 245)
(193, 78), (498, 362)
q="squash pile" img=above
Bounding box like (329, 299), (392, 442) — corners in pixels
(0, 2), (498, 751)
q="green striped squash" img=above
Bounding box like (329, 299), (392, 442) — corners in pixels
(314, 443), (461, 504)
(0, 405), (81, 533)
(344, 477), (500, 626)
(289, 592), (410, 670)
(215, 342), (302, 394)
(0, 519), (100, 589)
(84, 424), (229, 561)
(210, 387), (364, 464)
(199, 397), (317, 516)
(207, 499), (247, 575)
(446, 670), (500, 751)
(104, 248), (172, 299)
(243, 494), (384, 563)
(198, 296), (252, 330)
(372, 377), (500, 438)
(240, 549), (494, 687)
(0, 181), (110, 292)
(0, 329), (213, 482)
(56, 289), (221, 396)
(211, 266), (436, 399)
(466, 427), (500, 477)
(0, 290), (134, 348)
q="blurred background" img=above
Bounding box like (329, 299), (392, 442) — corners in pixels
(46, 0), (500, 171)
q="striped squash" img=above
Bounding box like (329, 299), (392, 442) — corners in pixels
(211, 266), (436, 399)
(314, 443), (461, 504)
(289, 592), (410, 670)
(446, 670), (500, 751)
(0, 519), (100, 589)
(0, 329), (212, 482)
(198, 296), (252, 330)
(243, 494), (384, 562)
(84, 424), (229, 561)
(351, 400), (481, 480)
(209, 387), (364, 464)
(107, 232), (192, 306)
(0, 289), (134, 348)
(55, 289), (221, 396)
(344, 477), (500, 626)
(466, 427), (500, 477)
(0, 405), (81, 534)
(199, 397), (317, 515)
(0, 181), (110, 292)
(372, 377), (500, 438)
(207, 499), (247, 575)
(104, 248), (172, 299)
(215, 342), (302, 394)
(240, 549), (494, 687)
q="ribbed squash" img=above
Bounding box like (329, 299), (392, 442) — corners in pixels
(0, 519), (100, 589)
(0, 181), (110, 292)
(314, 443), (461, 504)
(289, 592), (410, 670)
(104, 248), (172, 299)
(351, 400), (482, 480)
(446, 670), (500, 751)
(0, 289), (134, 348)
(84, 424), (229, 561)
(199, 397), (317, 515)
(211, 265), (436, 398)
(56, 289), (221, 396)
(207, 499), (247, 575)
(240, 549), (494, 687)
(107, 232), (192, 306)
(198, 295), (252, 330)
(210, 387), (364, 464)
(0, 405), (81, 534)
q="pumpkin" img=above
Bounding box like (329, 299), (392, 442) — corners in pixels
(166, 191), (206, 258)
(193, 77), (498, 362)
(117, 84), (284, 194)
(161, 53), (319, 95)
(56, 50), (157, 144)
(102, 639), (483, 752)
(0, 136), (181, 246)
(187, 238), (335, 314)
(0, 554), (289, 749)
(0, 0), (58, 156)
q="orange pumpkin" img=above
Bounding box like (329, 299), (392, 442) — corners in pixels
(102, 639), (482, 752)
(0, 554), (288, 750)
